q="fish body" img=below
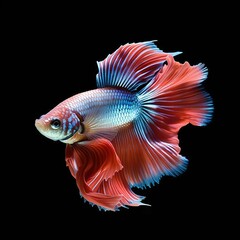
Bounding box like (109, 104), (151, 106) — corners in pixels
(35, 41), (213, 211)
(36, 88), (139, 144)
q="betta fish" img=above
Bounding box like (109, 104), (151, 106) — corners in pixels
(35, 41), (213, 211)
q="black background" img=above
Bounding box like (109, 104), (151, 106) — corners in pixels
(3, 2), (234, 238)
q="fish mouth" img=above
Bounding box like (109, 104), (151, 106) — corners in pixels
(35, 119), (46, 133)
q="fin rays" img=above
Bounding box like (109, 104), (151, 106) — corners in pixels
(65, 139), (147, 211)
(96, 41), (180, 91)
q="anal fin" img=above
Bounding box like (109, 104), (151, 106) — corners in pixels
(112, 123), (188, 188)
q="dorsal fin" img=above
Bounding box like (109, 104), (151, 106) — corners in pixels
(96, 40), (181, 91)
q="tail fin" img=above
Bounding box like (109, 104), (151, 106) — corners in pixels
(111, 53), (213, 188)
(138, 55), (213, 127)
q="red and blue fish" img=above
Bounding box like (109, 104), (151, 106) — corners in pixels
(35, 41), (213, 211)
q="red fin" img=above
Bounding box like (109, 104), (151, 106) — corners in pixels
(139, 55), (213, 127)
(65, 139), (146, 211)
(112, 55), (213, 188)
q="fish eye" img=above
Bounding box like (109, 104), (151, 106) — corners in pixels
(50, 119), (61, 129)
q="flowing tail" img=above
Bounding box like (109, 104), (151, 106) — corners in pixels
(125, 54), (213, 187)
(65, 41), (213, 210)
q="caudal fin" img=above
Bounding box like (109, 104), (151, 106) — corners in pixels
(109, 46), (213, 188)
(138, 55), (213, 127)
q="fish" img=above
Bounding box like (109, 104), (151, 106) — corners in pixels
(35, 40), (213, 211)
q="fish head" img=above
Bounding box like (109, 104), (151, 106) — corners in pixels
(35, 107), (84, 143)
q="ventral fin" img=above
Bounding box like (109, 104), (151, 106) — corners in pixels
(65, 139), (146, 211)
